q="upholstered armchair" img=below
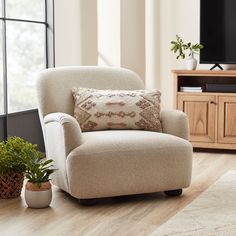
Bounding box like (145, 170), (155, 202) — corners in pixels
(36, 66), (192, 204)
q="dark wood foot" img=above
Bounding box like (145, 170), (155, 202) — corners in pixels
(79, 198), (98, 205)
(164, 189), (183, 197)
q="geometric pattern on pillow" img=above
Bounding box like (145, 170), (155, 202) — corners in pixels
(72, 87), (162, 132)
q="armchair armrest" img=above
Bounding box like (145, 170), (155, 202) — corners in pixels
(161, 109), (189, 140)
(43, 113), (83, 192)
(44, 112), (83, 156)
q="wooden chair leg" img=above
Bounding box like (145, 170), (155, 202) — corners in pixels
(164, 189), (183, 197)
(79, 198), (98, 205)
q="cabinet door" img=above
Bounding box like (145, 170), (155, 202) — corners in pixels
(178, 94), (216, 143)
(218, 96), (236, 144)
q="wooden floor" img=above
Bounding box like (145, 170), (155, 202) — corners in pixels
(1, 151), (236, 236)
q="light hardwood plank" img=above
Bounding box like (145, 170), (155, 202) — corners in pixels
(0, 152), (236, 236)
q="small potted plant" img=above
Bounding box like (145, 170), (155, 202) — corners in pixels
(0, 137), (34, 199)
(171, 35), (204, 70)
(24, 149), (56, 208)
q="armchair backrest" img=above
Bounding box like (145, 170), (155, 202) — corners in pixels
(36, 66), (144, 118)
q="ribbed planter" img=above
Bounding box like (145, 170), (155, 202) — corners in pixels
(25, 181), (52, 208)
(0, 172), (24, 199)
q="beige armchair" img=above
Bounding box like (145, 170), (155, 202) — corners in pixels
(36, 66), (192, 204)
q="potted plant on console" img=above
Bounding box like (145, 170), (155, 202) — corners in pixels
(171, 35), (204, 70)
(0, 137), (31, 199)
(24, 150), (56, 208)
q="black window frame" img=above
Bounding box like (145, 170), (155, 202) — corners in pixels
(0, 0), (54, 151)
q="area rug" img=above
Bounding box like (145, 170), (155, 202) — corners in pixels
(151, 171), (236, 236)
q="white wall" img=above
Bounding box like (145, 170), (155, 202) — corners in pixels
(54, 0), (207, 109)
(158, 0), (205, 108)
(79, 0), (98, 65)
(120, 0), (146, 80)
(145, 0), (160, 89)
(97, 0), (145, 81)
(54, 0), (81, 66)
(54, 0), (97, 66)
(97, 0), (120, 66)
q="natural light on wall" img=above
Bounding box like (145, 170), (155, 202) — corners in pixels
(0, 0), (46, 114)
(97, 0), (120, 67)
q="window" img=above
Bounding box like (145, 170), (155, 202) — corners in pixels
(0, 0), (54, 149)
(0, 0), (54, 114)
(6, 0), (45, 21)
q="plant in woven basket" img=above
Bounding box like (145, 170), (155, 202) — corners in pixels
(24, 149), (57, 208)
(0, 136), (41, 199)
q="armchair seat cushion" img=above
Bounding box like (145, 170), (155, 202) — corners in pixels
(67, 130), (192, 199)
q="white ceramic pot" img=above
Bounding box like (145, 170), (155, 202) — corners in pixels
(25, 181), (52, 208)
(186, 52), (197, 70)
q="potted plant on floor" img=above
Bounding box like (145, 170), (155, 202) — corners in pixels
(171, 35), (204, 70)
(0, 137), (34, 199)
(24, 150), (56, 208)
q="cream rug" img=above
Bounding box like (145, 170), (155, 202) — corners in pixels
(151, 171), (236, 236)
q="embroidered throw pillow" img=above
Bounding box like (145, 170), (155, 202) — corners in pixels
(72, 87), (162, 132)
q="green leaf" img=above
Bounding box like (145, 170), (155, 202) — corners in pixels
(170, 35), (204, 60)
(42, 159), (54, 166)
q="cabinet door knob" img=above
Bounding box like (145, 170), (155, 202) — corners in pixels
(210, 101), (216, 104)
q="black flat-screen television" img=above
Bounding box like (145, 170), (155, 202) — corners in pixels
(200, 0), (236, 66)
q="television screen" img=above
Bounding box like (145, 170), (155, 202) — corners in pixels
(200, 0), (236, 64)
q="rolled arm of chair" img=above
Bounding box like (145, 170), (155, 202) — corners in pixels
(161, 109), (190, 140)
(44, 112), (83, 157)
(43, 112), (83, 192)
